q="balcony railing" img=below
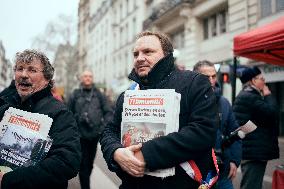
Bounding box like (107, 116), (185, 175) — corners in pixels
(143, 0), (194, 29)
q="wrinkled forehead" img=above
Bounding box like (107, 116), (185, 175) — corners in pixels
(199, 65), (216, 75)
(16, 58), (42, 67)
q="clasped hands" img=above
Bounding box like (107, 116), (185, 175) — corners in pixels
(114, 143), (146, 177)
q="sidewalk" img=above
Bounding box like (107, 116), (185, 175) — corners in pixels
(233, 137), (284, 189)
(68, 145), (120, 189)
(68, 166), (118, 189)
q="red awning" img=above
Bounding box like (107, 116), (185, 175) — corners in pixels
(233, 16), (284, 66)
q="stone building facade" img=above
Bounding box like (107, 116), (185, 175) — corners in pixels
(0, 41), (13, 91)
(77, 0), (284, 134)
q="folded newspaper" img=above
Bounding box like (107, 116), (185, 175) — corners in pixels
(121, 89), (181, 177)
(0, 107), (53, 173)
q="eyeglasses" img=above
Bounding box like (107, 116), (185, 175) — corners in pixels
(14, 66), (44, 75)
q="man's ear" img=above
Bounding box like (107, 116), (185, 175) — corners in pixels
(250, 79), (258, 87)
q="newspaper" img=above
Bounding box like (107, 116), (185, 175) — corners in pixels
(0, 107), (53, 173)
(121, 89), (181, 177)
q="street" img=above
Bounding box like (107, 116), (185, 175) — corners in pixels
(68, 138), (284, 189)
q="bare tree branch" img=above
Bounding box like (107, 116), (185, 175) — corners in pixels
(31, 14), (76, 60)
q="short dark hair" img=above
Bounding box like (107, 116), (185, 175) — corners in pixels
(137, 31), (174, 56)
(193, 60), (215, 72)
(14, 49), (54, 84)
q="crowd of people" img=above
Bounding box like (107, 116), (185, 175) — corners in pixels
(0, 30), (280, 189)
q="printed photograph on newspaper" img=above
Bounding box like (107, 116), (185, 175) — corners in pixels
(0, 107), (53, 173)
(121, 122), (166, 147)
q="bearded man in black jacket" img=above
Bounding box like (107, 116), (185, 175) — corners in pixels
(0, 49), (81, 189)
(100, 31), (219, 189)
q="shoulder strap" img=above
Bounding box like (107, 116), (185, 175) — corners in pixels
(92, 88), (104, 106)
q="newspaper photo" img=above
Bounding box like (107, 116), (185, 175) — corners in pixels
(0, 107), (53, 173)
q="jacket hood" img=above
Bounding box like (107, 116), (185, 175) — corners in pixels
(128, 53), (175, 88)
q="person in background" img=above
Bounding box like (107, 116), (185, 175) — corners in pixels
(100, 31), (218, 189)
(233, 66), (279, 189)
(68, 70), (113, 189)
(193, 60), (241, 189)
(51, 84), (64, 102)
(0, 49), (81, 189)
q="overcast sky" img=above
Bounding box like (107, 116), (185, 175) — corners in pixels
(0, 0), (79, 61)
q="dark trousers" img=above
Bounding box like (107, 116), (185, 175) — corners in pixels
(240, 160), (267, 189)
(79, 137), (100, 189)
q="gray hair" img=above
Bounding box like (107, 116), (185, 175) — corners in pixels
(193, 60), (215, 72)
(14, 49), (54, 86)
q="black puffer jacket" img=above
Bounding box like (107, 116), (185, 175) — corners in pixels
(100, 54), (218, 189)
(0, 83), (81, 189)
(233, 85), (279, 160)
(68, 85), (113, 139)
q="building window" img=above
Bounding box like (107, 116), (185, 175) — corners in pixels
(203, 19), (208, 39)
(219, 10), (227, 34)
(276, 0), (284, 12)
(120, 27), (123, 46)
(211, 16), (217, 37)
(126, 0), (129, 14)
(260, 0), (272, 17)
(120, 3), (123, 21)
(132, 17), (136, 37)
(113, 10), (117, 24)
(203, 9), (228, 40)
(260, 0), (284, 18)
(113, 33), (116, 50)
(171, 29), (185, 49)
(105, 19), (108, 35)
(125, 23), (128, 43)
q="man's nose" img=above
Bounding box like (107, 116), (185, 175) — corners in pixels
(21, 69), (29, 77)
(136, 54), (146, 62)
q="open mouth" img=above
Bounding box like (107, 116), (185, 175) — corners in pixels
(18, 82), (32, 89)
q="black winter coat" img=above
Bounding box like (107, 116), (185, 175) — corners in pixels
(233, 85), (279, 160)
(214, 86), (241, 178)
(0, 83), (81, 189)
(68, 85), (113, 139)
(100, 54), (218, 189)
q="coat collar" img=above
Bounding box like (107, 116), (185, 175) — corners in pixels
(243, 85), (262, 96)
(128, 53), (175, 89)
(2, 83), (52, 109)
